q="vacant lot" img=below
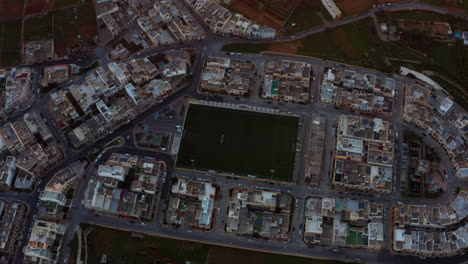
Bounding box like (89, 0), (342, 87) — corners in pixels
(336, 0), (409, 16)
(85, 225), (349, 264)
(52, 3), (97, 56)
(282, 0), (332, 35)
(221, 16), (468, 110)
(0, 20), (22, 66)
(25, 0), (47, 14)
(390, 10), (449, 21)
(0, 0), (24, 19)
(230, 0), (301, 30)
(54, 0), (80, 8)
(336, 0), (373, 17)
(16, 2), (97, 60)
(87, 226), (208, 264)
(24, 15), (53, 42)
(177, 104), (298, 181)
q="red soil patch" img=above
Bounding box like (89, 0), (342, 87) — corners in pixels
(441, 4), (466, 14)
(231, 0), (260, 20)
(377, 0), (408, 3)
(63, 23), (80, 48)
(79, 23), (97, 39)
(231, 0), (298, 30)
(401, 21), (452, 36)
(336, 0), (373, 16)
(267, 40), (303, 54)
(0, 0), (24, 20)
(273, 0), (301, 14)
(43, 0), (56, 12)
(256, 9), (284, 30)
(25, 0), (47, 15)
(330, 27), (359, 57)
(54, 42), (67, 57)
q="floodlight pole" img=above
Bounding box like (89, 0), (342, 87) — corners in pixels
(191, 159), (195, 171)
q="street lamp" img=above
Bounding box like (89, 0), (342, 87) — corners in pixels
(270, 169), (275, 180)
(191, 159), (195, 171)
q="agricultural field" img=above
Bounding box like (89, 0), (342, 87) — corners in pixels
(221, 16), (468, 110)
(335, 0), (409, 17)
(281, 0), (333, 35)
(86, 226), (208, 264)
(228, 0), (301, 30)
(422, 0), (468, 13)
(0, 0), (24, 20)
(25, 0), (48, 15)
(0, 20), (22, 66)
(84, 225), (349, 264)
(24, 15), (53, 42)
(223, 18), (397, 69)
(388, 10), (449, 21)
(336, 0), (374, 17)
(177, 104), (298, 181)
(52, 3), (97, 57)
(54, 0), (81, 8)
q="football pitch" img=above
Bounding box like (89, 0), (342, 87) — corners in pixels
(176, 104), (299, 181)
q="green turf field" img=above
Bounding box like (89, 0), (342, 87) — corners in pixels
(177, 104), (298, 181)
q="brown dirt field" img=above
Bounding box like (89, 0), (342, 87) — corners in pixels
(377, 0), (407, 3)
(0, 0), (24, 20)
(330, 27), (359, 57)
(257, 15), (282, 30)
(25, 0), (47, 14)
(274, 0), (301, 14)
(400, 22), (451, 35)
(146, 247), (177, 263)
(54, 42), (66, 57)
(441, 4), (466, 14)
(267, 40), (303, 54)
(431, 23), (452, 35)
(44, 0), (57, 12)
(63, 24), (80, 48)
(79, 23), (97, 39)
(231, 0), (260, 19)
(336, 0), (373, 16)
(256, 9), (284, 30)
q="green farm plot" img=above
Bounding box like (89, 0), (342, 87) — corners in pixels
(84, 225), (350, 264)
(0, 20), (21, 66)
(421, 0), (468, 12)
(86, 226), (209, 264)
(282, 0), (332, 35)
(24, 15), (53, 42)
(177, 104), (298, 181)
(54, 0), (81, 9)
(390, 10), (448, 21)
